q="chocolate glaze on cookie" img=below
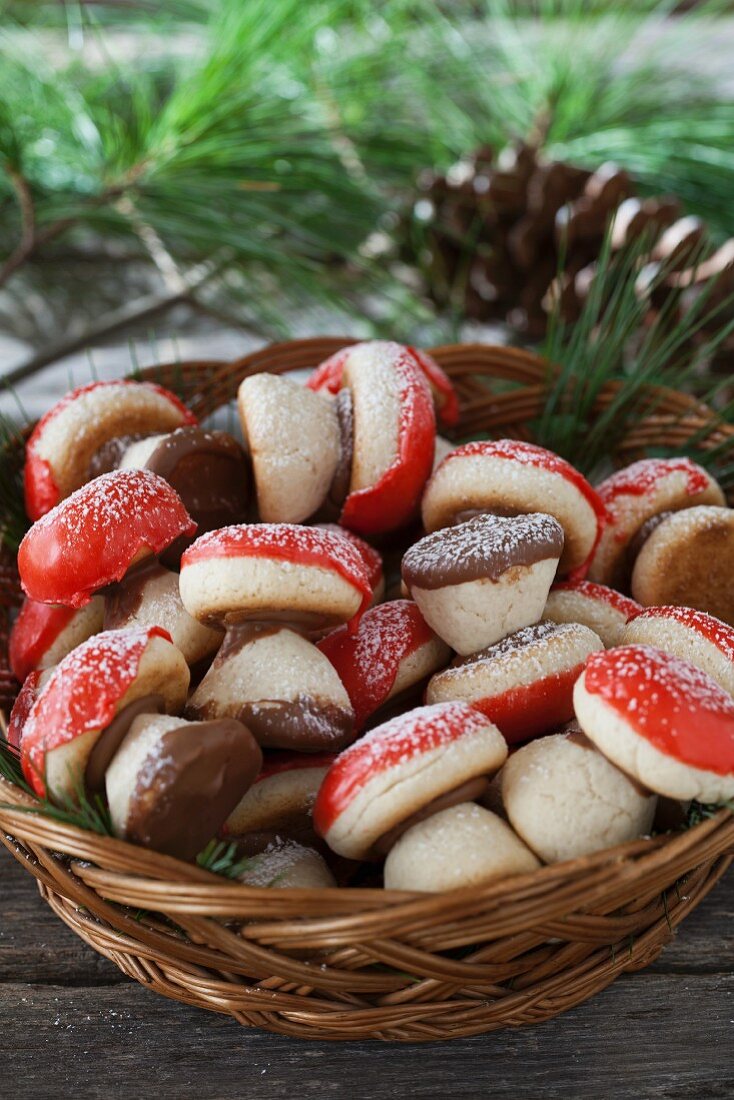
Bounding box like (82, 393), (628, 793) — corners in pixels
(104, 559), (169, 628)
(125, 718), (262, 860)
(402, 513), (564, 590)
(87, 434), (150, 479)
(451, 620), (570, 668)
(317, 389), (355, 521)
(85, 693), (165, 792)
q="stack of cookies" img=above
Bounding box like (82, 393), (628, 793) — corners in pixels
(7, 342), (734, 892)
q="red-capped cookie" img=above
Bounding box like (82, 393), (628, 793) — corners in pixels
(574, 645), (734, 803)
(317, 600), (450, 729)
(589, 458), (724, 587)
(313, 701), (507, 859)
(622, 606), (734, 696)
(307, 340), (459, 428)
(421, 439), (605, 576)
(401, 513), (564, 655)
(6, 668), (53, 749)
(179, 523), (372, 632)
(106, 712), (261, 860)
(544, 579), (641, 647)
(310, 342), (436, 536)
(20, 626), (189, 801)
(316, 524), (384, 604)
(18, 469), (196, 609)
(224, 752), (335, 838)
(24, 379), (196, 520)
(9, 596), (104, 682)
(427, 621), (603, 745)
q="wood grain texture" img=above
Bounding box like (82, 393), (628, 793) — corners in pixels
(2, 847), (732, 1099)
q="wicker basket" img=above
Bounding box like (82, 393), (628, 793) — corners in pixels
(1, 339), (733, 1043)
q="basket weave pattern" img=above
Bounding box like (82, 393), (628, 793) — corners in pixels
(1, 340), (733, 1042)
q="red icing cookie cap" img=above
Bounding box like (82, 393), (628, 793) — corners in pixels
(582, 644), (734, 776)
(551, 579), (641, 619)
(18, 469), (196, 609)
(20, 625), (172, 797)
(626, 605), (734, 661)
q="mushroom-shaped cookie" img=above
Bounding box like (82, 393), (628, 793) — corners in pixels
(402, 513), (564, 655)
(501, 727), (657, 863)
(238, 374), (341, 523)
(421, 440), (605, 576)
(224, 752), (334, 839)
(589, 458), (724, 588)
(427, 621), (602, 744)
(9, 596), (104, 682)
(237, 838), (337, 889)
(20, 627), (189, 801)
(18, 469), (196, 608)
(106, 713), (261, 860)
(574, 645), (734, 803)
(115, 427), (250, 566)
(180, 525), (371, 752)
(544, 580), (641, 647)
(104, 560), (222, 669)
(313, 702), (507, 860)
(306, 342), (436, 536)
(307, 339), (459, 429)
(24, 379), (196, 521)
(629, 506), (734, 622)
(318, 600), (451, 729)
(384, 804), (540, 892)
(621, 606), (734, 696)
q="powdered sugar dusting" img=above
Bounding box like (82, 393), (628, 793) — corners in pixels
(631, 606), (734, 660)
(21, 626), (169, 796)
(584, 643), (734, 773)
(318, 600), (435, 725)
(402, 513), (563, 583)
(597, 458), (713, 518)
(552, 579), (641, 618)
(182, 523), (372, 619)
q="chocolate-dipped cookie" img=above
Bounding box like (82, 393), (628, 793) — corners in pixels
(117, 427), (250, 566)
(421, 439), (604, 576)
(179, 525), (369, 752)
(106, 713), (261, 860)
(186, 624), (354, 752)
(10, 596), (104, 682)
(543, 579), (641, 648)
(23, 379), (196, 521)
(427, 621), (602, 745)
(629, 506), (734, 622)
(313, 702), (507, 860)
(501, 727), (656, 863)
(589, 458), (724, 588)
(20, 626), (189, 802)
(384, 803), (539, 892)
(238, 374), (341, 523)
(401, 513), (564, 655)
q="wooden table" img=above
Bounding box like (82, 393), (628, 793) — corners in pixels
(2, 846), (732, 1098)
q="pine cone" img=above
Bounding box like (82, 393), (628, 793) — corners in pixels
(414, 143), (734, 367)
